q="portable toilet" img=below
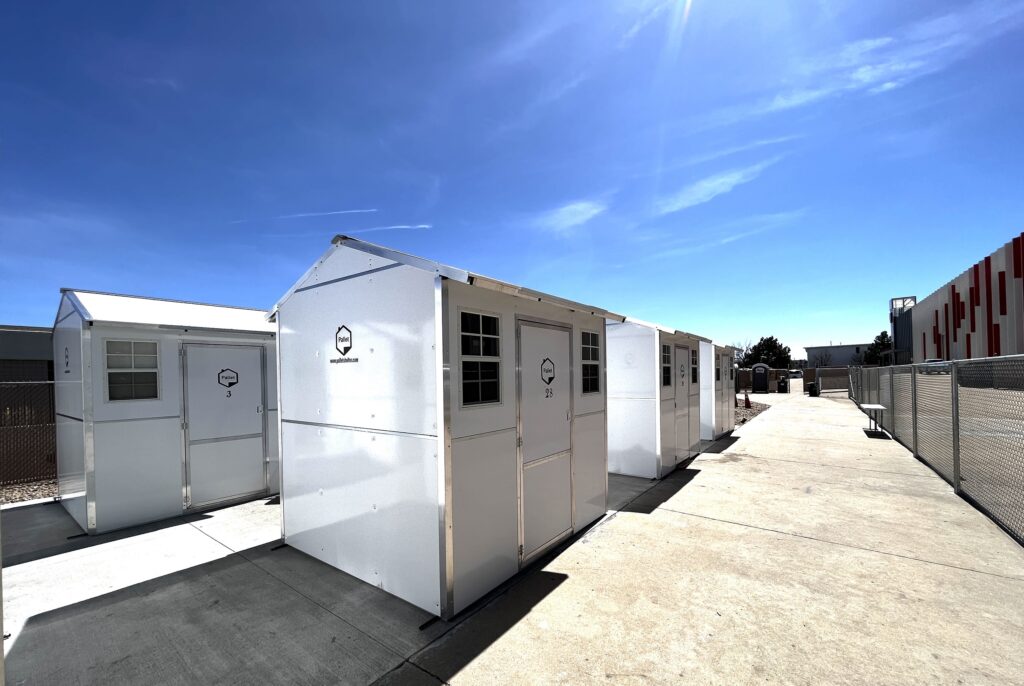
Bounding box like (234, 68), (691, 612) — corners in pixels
(751, 363), (770, 393)
(606, 319), (708, 479)
(53, 289), (278, 534)
(270, 235), (624, 619)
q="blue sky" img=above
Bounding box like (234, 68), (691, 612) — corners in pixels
(3, 0), (1024, 358)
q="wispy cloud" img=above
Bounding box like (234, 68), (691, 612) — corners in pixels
(655, 157), (784, 216)
(645, 209), (807, 261)
(346, 224), (432, 235)
(693, 0), (1024, 130)
(534, 200), (607, 235)
(618, 0), (673, 49)
(231, 208), (378, 224)
(137, 77), (181, 92)
(261, 223), (431, 239)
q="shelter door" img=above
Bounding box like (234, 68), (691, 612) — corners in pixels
(518, 321), (572, 562)
(183, 344), (266, 509)
(674, 345), (690, 464)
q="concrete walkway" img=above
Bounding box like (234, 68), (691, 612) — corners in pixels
(4, 391), (1024, 684)
(408, 390), (1024, 684)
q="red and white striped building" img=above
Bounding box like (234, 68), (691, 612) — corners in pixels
(911, 233), (1024, 363)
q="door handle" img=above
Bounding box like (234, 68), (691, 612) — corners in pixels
(257, 406), (264, 414)
(566, 410), (570, 421)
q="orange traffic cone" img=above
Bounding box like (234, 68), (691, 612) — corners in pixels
(744, 393), (751, 409)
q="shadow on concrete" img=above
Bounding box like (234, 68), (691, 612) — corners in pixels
(1, 501), (218, 567)
(5, 536), (567, 686)
(863, 429), (892, 440)
(390, 570), (568, 684)
(702, 435), (739, 454)
(619, 466), (701, 515)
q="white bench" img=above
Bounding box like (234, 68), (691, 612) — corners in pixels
(860, 403), (886, 432)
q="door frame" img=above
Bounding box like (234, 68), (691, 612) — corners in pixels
(180, 342), (269, 510)
(674, 344), (690, 464)
(515, 315), (574, 567)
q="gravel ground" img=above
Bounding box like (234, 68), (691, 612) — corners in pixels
(1, 479), (58, 505)
(735, 398), (770, 426)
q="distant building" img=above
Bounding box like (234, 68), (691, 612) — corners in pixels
(0, 324), (53, 381)
(805, 343), (870, 368)
(889, 296), (916, 365)
(910, 232), (1024, 363)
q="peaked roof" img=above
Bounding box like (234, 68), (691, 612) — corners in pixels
(59, 289), (275, 333)
(271, 235), (626, 322)
(612, 317), (712, 343)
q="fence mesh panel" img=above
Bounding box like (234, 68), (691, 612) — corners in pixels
(892, 366), (913, 447)
(956, 358), (1024, 543)
(915, 364), (955, 485)
(0, 381), (57, 486)
(816, 367), (850, 393)
(879, 368), (893, 432)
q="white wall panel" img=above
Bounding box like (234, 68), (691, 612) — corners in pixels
(93, 418), (183, 533)
(278, 264), (437, 437)
(56, 415), (86, 530)
(607, 397), (657, 478)
(700, 341), (714, 441)
(572, 411), (608, 527)
(282, 421), (441, 614)
(451, 429), (518, 613)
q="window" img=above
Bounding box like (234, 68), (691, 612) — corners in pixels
(729, 357), (735, 381)
(106, 340), (158, 400)
(691, 349), (699, 384)
(661, 345), (672, 386)
(460, 311), (500, 405)
(582, 331), (600, 394)
(716, 357), (721, 382)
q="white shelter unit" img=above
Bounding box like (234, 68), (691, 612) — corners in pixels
(699, 340), (715, 444)
(53, 289), (278, 534)
(606, 319), (708, 479)
(272, 235), (623, 619)
(713, 345), (738, 438)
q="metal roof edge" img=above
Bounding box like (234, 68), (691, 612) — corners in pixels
(61, 288), (268, 314)
(269, 242), (343, 319)
(618, 316), (710, 341)
(275, 235), (626, 323)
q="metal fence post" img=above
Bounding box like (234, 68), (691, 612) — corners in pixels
(910, 364), (918, 458)
(950, 361), (961, 495)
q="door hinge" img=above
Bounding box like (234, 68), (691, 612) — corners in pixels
(517, 436), (523, 448)
(518, 544), (523, 557)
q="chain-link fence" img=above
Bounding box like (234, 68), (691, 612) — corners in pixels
(0, 380), (57, 485)
(850, 358), (1024, 545)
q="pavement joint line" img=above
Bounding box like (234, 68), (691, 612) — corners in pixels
(372, 658), (448, 685)
(705, 452), (942, 480)
(655, 507), (1024, 583)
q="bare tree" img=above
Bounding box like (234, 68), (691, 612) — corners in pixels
(812, 351), (833, 368)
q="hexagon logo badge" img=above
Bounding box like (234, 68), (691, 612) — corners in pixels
(218, 368), (239, 388)
(336, 325), (353, 356)
(540, 357), (555, 385)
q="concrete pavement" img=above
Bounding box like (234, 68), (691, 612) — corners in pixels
(4, 389), (1024, 684)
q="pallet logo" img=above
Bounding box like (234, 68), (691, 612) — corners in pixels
(331, 325), (359, 364)
(541, 358), (555, 385)
(218, 369), (239, 388)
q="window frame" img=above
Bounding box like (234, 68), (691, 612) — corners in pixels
(581, 330), (601, 395)
(458, 308), (502, 408)
(690, 349), (699, 386)
(104, 338), (160, 402)
(661, 344), (672, 387)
